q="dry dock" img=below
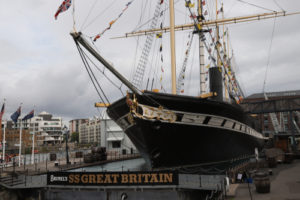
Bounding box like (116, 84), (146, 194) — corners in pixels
(228, 159), (300, 200)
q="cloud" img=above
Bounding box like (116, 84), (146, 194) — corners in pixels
(0, 0), (299, 123)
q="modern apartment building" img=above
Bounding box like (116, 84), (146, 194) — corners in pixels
(69, 119), (88, 134)
(5, 111), (64, 146)
(78, 118), (101, 144)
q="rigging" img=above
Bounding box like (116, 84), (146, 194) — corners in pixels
(131, 0), (164, 89)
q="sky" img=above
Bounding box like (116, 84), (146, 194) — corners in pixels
(0, 0), (299, 123)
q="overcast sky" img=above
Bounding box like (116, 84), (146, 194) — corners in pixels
(0, 0), (299, 123)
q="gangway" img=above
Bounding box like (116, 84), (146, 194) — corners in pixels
(264, 93), (281, 134)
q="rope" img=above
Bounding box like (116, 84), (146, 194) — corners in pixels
(80, 0), (98, 31)
(80, 48), (125, 97)
(185, 0), (244, 101)
(81, 0), (118, 31)
(75, 42), (110, 103)
(262, 17), (277, 94)
(93, 0), (136, 41)
(72, 0), (76, 31)
(236, 0), (276, 12)
(273, 0), (285, 12)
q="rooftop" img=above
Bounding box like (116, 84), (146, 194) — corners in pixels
(246, 90), (300, 99)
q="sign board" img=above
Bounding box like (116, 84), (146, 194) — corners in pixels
(47, 171), (178, 186)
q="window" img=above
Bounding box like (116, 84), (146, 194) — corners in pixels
(112, 141), (121, 148)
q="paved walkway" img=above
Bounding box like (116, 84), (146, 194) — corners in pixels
(228, 159), (300, 200)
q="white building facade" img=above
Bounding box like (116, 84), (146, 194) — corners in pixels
(78, 118), (101, 144)
(77, 110), (137, 155)
(100, 111), (137, 155)
(8, 111), (64, 145)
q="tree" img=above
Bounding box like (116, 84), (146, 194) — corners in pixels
(70, 132), (79, 143)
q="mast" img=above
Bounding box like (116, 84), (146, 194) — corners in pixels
(216, 0), (220, 69)
(198, 0), (206, 94)
(222, 3), (229, 101)
(169, 0), (176, 94)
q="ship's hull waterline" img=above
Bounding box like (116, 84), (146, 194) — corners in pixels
(107, 91), (265, 168)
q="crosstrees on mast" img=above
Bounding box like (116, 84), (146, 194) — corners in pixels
(113, 11), (300, 39)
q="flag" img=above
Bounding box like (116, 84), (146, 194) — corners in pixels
(93, 34), (101, 42)
(22, 110), (34, 121)
(156, 33), (162, 38)
(217, 7), (223, 14)
(0, 103), (4, 121)
(185, 1), (195, 8)
(126, 1), (132, 6)
(109, 20), (116, 26)
(190, 13), (197, 19)
(11, 107), (21, 123)
(54, 0), (72, 20)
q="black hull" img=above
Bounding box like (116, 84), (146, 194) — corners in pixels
(107, 91), (265, 168)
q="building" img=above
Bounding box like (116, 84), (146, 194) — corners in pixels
(100, 111), (137, 155)
(2, 121), (37, 154)
(30, 111), (64, 145)
(79, 118), (100, 144)
(244, 90), (300, 136)
(77, 111), (137, 155)
(69, 119), (88, 134)
(5, 111), (64, 146)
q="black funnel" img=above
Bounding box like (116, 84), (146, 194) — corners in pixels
(209, 67), (223, 102)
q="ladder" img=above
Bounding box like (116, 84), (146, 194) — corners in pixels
(131, 0), (163, 89)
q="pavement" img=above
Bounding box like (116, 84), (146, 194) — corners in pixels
(227, 159), (300, 200)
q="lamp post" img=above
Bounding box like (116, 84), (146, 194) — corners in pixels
(63, 125), (70, 165)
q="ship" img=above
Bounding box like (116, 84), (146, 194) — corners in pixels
(68, 0), (299, 168)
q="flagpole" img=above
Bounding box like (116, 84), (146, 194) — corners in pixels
(2, 122), (6, 164)
(19, 119), (23, 167)
(31, 118), (35, 165)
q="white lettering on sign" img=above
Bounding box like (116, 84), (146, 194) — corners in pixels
(50, 175), (68, 182)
